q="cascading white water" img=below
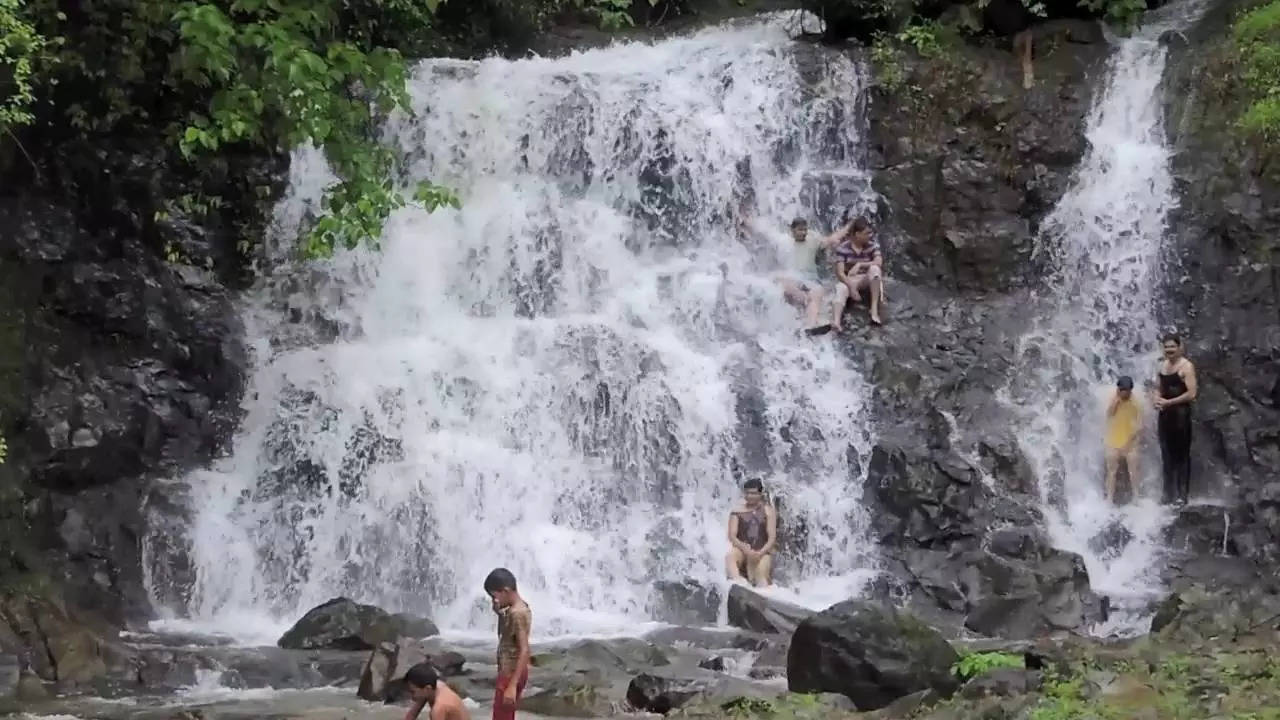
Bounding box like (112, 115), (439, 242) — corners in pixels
(145, 14), (880, 643)
(1002, 2), (1208, 631)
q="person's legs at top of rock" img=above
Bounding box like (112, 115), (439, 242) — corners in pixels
(829, 279), (850, 333)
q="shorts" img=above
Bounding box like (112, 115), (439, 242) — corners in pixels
(493, 668), (529, 720)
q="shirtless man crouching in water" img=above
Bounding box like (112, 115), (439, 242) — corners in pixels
(403, 663), (469, 720)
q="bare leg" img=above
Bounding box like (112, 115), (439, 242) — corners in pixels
(804, 286), (825, 329)
(831, 282), (850, 332)
(1017, 30), (1034, 90)
(754, 554), (774, 587)
(868, 270), (883, 325)
(726, 548), (746, 581)
(1104, 449), (1119, 503)
(1125, 446), (1140, 501)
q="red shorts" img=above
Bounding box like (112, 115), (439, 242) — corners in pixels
(492, 668), (529, 720)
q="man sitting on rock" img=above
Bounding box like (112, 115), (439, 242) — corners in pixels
(403, 663), (470, 720)
(726, 478), (777, 587)
(834, 216), (884, 326)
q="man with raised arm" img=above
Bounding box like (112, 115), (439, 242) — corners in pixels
(483, 568), (531, 720)
(402, 663), (470, 720)
(725, 478), (778, 587)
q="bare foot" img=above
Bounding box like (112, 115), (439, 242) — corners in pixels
(870, 312), (882, 325)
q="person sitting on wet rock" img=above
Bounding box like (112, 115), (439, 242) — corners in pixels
(726, 478), (777, 587)
(833, 215), (885, 326)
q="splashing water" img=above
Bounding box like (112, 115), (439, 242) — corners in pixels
(1003, 2), (1210, 632)
(145, 14), (879, 643)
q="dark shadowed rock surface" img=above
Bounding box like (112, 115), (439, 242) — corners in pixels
(277, 597), (438, 651)
(788, 600), (958, 710)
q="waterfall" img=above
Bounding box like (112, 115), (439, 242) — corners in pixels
(144, 14), (879, 643)
(1002, 1), (1210, 632)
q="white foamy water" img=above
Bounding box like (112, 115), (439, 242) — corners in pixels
(1003, 2), (1209, 631)
(145, 14), (878, 642)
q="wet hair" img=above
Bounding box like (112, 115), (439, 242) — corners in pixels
(851, 216), (872, 233)
(743, 478), (764, 492)
(404, 663), (438, 689)
(1117, 376), (1134, 390)
(789, 216), (807, 229)
(1161, 333), (1182, 346)
(483, 567), (518, 593)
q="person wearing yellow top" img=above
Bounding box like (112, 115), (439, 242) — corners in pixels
(1104, 376), (1142, 503)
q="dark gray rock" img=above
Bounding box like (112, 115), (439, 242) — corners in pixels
(725, 584), (813, 635)
(959, 667), (1039, 699)
(787, 600), (959, 710)
(626, 673), (711, 713)
(648, 579), (722, 626)
(277, 598), (438, 651)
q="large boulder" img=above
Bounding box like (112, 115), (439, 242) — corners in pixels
(787, 600), (959, 711)
(359, 637), (468, 702)
(278, 598), (438, 651)
(0, 591), (132, 685)
(626, 673), (714, 714)
(725, 585), (813, 636)
(648, 579), (722, 626)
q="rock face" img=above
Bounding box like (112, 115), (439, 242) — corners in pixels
(0, 139), (285, 627)
(278, 598), (438, 651)
(787, 600), (959, 711)
(1160, 0), (1280, 508)
(358, 637), (466, 702)
(0, 591), (132, 685)
(866, 25), (1109, 293)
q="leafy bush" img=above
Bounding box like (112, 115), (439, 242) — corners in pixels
(952, 650), (1026, 681)
(0, 0), (51, 132)
(1233, 0), (1280, 145)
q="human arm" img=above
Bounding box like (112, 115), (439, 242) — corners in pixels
(759, 505), (778, 556)
(727, 513), (751, 554)
(819, 222), (853, 249)
(404, 698), (427, 720)
(1106, 391), (1120, 417)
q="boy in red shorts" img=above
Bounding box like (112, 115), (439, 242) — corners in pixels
(484, 568), (531, 720)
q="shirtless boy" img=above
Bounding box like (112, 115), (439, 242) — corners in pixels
(402, 663), (469, 720)
(484, 568), (532, 720)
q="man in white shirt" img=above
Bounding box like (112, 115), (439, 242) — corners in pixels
(776, 216), (851, 334)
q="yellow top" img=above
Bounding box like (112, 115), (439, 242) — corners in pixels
(1105, 397), (1141, 449)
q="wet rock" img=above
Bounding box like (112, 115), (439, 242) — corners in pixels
(627, 673), (712, 713)
(15, 668), (49, 701)
(0, 592), (131, 685)
(0, 654), (16, 696)
(959, 668), (1039, 699)
(725, 585), (813, 635)
(648, 579), (722, 626)
(787, 600), (959, 710)
(1088, 520), (1136, 560)
(377, 638), (467, 703)
(1149, 585), (1280, 643)
(357, 642), (395, 702)
(531, 637), (670, 682)
(519, 677), (614, 717)
(698, 655), (725, 671)
(277, 597), (438, 651)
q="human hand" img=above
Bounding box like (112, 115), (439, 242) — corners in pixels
(503, 684), (518, 707)
(1153, 398), (1167, 410)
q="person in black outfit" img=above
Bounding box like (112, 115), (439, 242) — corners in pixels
(1151, 333), (1198, 505)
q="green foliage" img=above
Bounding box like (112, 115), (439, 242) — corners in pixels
(952, 650), (1025, 681)
(0, 0), (52, 132)
(170, 0), (454, 257)
(1076, 0), (1146, 29)
(1233, 0), (1280, 145)
(570, 0), (638, 29)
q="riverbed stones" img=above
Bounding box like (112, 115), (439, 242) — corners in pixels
(787, 600), (959, 711)
(277, 597), (438, 651)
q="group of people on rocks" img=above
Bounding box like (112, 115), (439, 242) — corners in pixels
(401, 569), (531, 720)
(1102, 333), (1198, 506)
(741, 211), (887, 333)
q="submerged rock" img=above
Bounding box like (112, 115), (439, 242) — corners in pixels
(787, 600), (959, 711)
(626, 672), (712, 713)
(277, 597), (438, 651)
